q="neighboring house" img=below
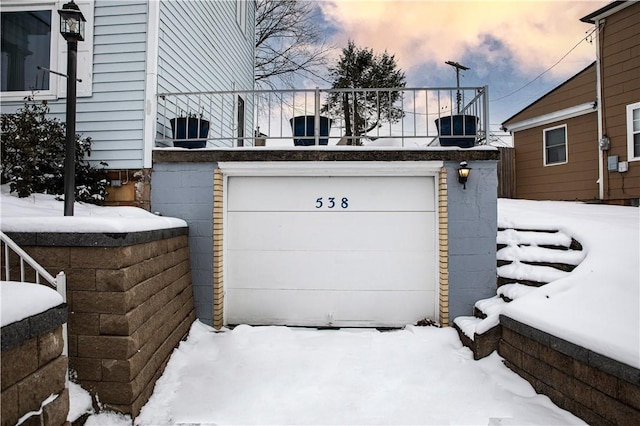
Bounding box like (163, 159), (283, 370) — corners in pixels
(0, 0), (256, 208)
(502, 0), (640, 205)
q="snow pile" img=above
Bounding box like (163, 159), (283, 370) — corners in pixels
(0, 282), (63, 327)
(499, 199), (640, 368)
(0, 185), (186, 233)
(67, 381), (94, 422)
(134, 321), (583, 425)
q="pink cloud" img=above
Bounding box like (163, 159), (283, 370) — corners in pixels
(320, 0), (608, 78)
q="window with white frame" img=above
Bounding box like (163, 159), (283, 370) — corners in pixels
(1, 0), (94, 101)
(544, 125), (568, 166)
(1, 8), (56, 93)
(236, 0), (247, 34)
(627, 102), (640, 161)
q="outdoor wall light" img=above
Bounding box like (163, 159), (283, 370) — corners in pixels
(59, 0), (86, 215)
(458, 161), (471, 189)
(59, 0), (85, 42)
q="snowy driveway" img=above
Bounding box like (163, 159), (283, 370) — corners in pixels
(133, 321), (584, 425)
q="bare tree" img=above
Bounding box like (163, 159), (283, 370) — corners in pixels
(255, 0), (331, 88)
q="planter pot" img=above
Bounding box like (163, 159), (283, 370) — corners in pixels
(170, 117), (209, 149)
(290, 115), (332, 146)
(435, 114), (478, 148)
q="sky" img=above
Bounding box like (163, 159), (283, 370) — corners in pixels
(304, 0), (609, 142)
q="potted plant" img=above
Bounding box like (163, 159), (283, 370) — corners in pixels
(170, 112), (209, 149)
(289, 115), (332, 146)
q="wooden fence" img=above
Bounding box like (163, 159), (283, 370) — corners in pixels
(497, 147), (515, 199)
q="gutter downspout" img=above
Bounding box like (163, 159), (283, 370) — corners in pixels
(143, 0), (160, 169)
(595, 18), (605, 200)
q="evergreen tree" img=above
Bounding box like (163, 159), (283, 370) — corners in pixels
(323, 41), (406, 145)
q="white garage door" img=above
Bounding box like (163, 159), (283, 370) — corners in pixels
(226, 175), (437, 327)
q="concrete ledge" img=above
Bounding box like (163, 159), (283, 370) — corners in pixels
(1, 304), (67, 351)
(500, 315), (639, 384)
(153, 148), (500, 164)
(5, 227), (188, 248)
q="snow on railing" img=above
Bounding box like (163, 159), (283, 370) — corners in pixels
(1, 230), (68, 356)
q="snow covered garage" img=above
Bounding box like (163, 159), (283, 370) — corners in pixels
(151, 149), (499, 329)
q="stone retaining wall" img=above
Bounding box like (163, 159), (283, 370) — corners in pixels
(1, 307), (68, 426)
(4, 228), (196, 417)
(499, 315), (640, 425)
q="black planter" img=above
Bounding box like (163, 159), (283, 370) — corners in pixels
(435, 114), (478, 148)
(290, 115), (332, 146)
(170, 117), (209, 148)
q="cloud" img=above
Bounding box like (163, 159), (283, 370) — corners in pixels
(319, 0), (606, 79)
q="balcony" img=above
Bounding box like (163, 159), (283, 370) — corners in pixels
(155, 86), (488, 149)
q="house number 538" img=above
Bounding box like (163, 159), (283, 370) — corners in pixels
(315, 197), (349, 209)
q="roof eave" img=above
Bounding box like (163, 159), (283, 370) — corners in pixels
(580, 0), (630, 23)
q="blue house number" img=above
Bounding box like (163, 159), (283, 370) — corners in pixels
(315, 197), (349, 209)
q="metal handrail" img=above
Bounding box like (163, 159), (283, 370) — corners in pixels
(1, 230), (68, 356)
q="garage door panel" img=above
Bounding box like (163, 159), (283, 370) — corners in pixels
(228, 249), (435, 291)
(226, 288), (436, 328)
(227, 211), (436, 252)
(225, 173), (438, 327)
(228, 176), (435, 212)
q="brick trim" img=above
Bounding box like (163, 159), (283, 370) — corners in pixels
(438, 167), (449, 326)
(212, 169), (224, 329)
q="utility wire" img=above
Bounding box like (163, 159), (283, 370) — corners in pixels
(490, 26), (598, 103)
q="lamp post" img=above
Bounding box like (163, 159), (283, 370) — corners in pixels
(58, 0), (85, 216)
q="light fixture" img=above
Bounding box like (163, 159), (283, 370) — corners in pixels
(58, 0), (86, 215)
(59, 0), (85, 42)
(458, 161), (471, 189)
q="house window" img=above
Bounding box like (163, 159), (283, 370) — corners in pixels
(1, 9), (53, 92)
(627, 102), (640, 161)
(236, 0), (247, 34)
(237, 95), (245, 146)
(544, 125), (567, 166)
(1, 1), (94, 101)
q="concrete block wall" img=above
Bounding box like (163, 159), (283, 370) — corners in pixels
(445, 160), (498, 319)
(499, 315), (640, 425)
(1, 321), (68, 426)
(6, 230), (195, 417)
(152, 162), (215, 325)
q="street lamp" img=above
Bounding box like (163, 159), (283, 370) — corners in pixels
(58, 0), (85, 216)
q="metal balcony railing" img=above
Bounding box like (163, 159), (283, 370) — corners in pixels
(155, 86), (488, 148)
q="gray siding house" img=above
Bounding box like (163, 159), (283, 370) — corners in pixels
(1, 0), (255, 198)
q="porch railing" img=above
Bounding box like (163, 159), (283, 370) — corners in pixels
(1, 231), (67, 356)
(155, 86), (488, 148)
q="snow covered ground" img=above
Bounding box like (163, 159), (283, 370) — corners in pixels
(0, 185), (186, 233)
(1, 186), (637, 425)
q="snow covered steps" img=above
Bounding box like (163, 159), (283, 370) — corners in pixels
(496, 228), (584, 288)
(453, 228), (585, 360)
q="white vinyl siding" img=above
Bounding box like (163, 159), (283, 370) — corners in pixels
(544, 124), (568, 166)
(0, 0), (145, 170)
(627, 102), (640, 161)
(157, 0), (254, 147)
